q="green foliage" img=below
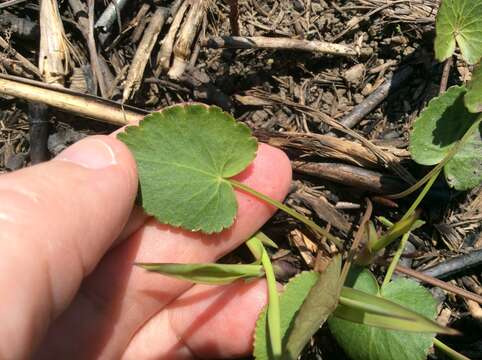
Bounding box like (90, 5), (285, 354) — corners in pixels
(254, 271), (319, 360)
(118, 104), (257, 233)
(434, 0), (482, 64)
(465, 63), (482, 113)
(409, 86), (482, 190)
(282, 256), (342, 359)
(329, 269), (438, 360)
(136, 262), (263, 284)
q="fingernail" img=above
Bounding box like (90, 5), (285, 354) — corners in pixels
(56, 137), (118, 169)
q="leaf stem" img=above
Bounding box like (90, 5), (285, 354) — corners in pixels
(400, 167), (441, 221)
(246, 236), (281, 358)
(381, 231), (410, 289)
(229, 179), (342, 248)
(433, 338), (470, 360)
(368, 167), (440, 255)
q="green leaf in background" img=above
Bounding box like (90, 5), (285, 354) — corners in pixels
(465, 63), (482, 113)
(434, 0), (482, 64)
(254, 271), (319, 360)
(328, 270), (439, 360)
(136, 262), (263, 285)
(282, 255), (341, 360)
(409, 86), (481, 190)
(118, 104), (258, 233)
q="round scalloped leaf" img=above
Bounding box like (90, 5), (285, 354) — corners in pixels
(118, 104), (258, 233)
(328, 276), (437, 360)
(434, 0), (482, 65)
(465, 63), (482, 113)
(253, 271), (319, 360)
(409, 86), (481, 190)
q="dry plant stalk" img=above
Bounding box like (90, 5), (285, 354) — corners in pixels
(39, 0), (70, 85)
(123, 7), (168, 101)
(156, 0), (189, 75)
(168, 0), (208, 79)
(203, 36), (358, 56)
(0, 74), (143, 125)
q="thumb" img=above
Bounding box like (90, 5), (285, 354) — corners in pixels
(0, 135), (137, 359)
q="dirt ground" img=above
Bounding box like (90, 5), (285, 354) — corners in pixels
(0, 0), (481, 359)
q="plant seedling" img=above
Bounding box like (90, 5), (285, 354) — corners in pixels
(119, 103), (460, 360)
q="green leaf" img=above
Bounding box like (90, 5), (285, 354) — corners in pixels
(328, 271), (440, 360)
(465, 63), (482, 113)
(409, 86), (481, 190)
(434, 0), (482, 64)
(282, 255), (342, 360)
(254, 271), (319, 360)
(136, 262), (263, 285)
(118, 104), (258, 233)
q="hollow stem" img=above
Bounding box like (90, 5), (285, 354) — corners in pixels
(230, 179), (342, 248)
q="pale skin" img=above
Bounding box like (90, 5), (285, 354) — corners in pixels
(0, 133), (292, 359)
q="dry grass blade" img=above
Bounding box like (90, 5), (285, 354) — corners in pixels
(123, 7), (168, 101)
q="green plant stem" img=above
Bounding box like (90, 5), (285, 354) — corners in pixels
(246, 236), (281, 358)
(381, 231), (410, 289)
(433, 338), (470, 360)
(230, 179), (342, 248)
(400, 167), (441, 221)
(388, 115), (481, 199)
(369, 167), (440, 254)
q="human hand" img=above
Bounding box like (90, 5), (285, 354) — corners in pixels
(0, 134), (291, 359)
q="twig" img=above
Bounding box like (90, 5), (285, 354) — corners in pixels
(421, 249), (482, 279)
(203, 36), (358, 56)
(95, 0), (129, 33)
(292, 161), (405, 194)
(333, 66), (413, 130)
(253, 129), (382, 169)
(243, 90), (416, 185)
(68, 0), (108, 97)
(87, 0), (107, 96)
(0, 0), (28, 9)
(168, 0), (208, 79)
(228, 0), (240, 36)
(130, 4), (151, 44)
(155, 0), (189, 75)
(123, 7), (168, 101)
(0, 73), (145, 125)
(394, 264), (482, 305)
(291, 190), (351, 233)
(439, 56), (453, 95)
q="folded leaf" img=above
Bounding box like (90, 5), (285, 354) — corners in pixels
(282, 255), (341, 360)
(254, 271), (319, 360)
(136, 262), (263, 285)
